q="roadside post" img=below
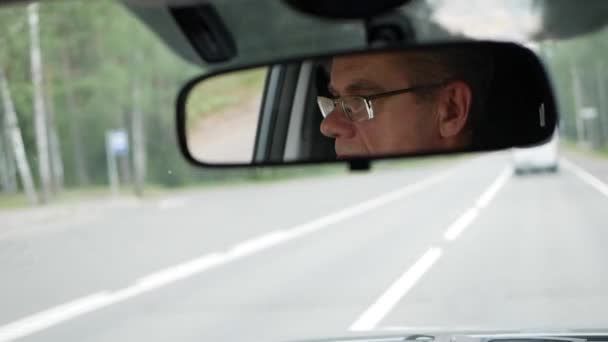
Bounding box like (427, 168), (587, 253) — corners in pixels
(581, 107), (599, 148)
(105, 129), (129, 196)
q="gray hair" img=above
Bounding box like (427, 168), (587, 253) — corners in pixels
(400, 47), (495, 132)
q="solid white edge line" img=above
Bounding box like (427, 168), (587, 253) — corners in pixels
(135, 253), (225, 289)
(0, 292), (112, 342)
(0, 166), (459, 342)
(349, 247), (442, 332)
(561, 158), (608, 198)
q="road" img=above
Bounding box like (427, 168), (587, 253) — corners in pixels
(1, 151), (607, 342)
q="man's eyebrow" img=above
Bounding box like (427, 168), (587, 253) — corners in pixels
(328, 79), (385, 97)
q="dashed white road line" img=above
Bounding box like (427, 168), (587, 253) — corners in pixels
(350, 165), (511, 332)
(158, 196), (189, 210)
(0, 166), (458, 342)
(350, 247), (443, 331)
(444, 166), (511, 241)
(443, 207), (479, 241)
(476, 167), (512, 209)
(561, 158), (608, 198)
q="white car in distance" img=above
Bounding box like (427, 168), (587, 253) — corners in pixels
(512, 133), (559, 174)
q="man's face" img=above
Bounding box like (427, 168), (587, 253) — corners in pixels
(320, 52), (444, 159)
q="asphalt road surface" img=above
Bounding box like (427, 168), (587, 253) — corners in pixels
(1, 151), (607, 342)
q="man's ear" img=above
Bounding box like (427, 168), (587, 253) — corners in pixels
(437, 81), (472, 139)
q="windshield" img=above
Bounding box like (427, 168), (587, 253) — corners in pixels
(0, 1), (607, 342)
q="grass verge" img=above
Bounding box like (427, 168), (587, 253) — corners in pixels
(0, 154), (467, 210)
(561, 139), (608, 159)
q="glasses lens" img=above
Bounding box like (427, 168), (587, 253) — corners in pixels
(317, 96), (335, 118)
(341, 96), (369, 121)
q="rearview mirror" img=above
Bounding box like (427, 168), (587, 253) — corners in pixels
(176, 42), (558, 167)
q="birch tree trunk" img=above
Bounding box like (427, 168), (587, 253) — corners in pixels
(28, 3), (52, 202)
(0, 68), (38, 204)
(596, 63), (607, 147)
(131, 75), (146, 197)
(45, 75), (64, 194)
(0, 130), (14, 193)
(1, 129), (18, 193)
(570, 65), (585, 146)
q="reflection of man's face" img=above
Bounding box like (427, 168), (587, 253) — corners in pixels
(320, 52), (471, 159)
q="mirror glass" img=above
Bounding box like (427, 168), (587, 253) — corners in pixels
(185, 68), (267, 163)
(180, 43), (557, 166)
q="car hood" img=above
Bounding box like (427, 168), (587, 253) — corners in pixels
(291, 329), (608, 342)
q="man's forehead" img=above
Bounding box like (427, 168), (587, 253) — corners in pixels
(329, 52), (412, 94)
(331, 52), (406, 72)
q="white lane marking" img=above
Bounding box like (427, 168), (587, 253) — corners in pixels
(444, 166), (511, 241)
(443, 207), (479, 241)
(350, 247), (442, 332)
(0, 168), (458, 342)
(349, 165), (511, 332)
(158, 197), (188, 210)
(561, 158), (608, 198)
(134, 253), (225, 290)
(0, 293), (111, 342)
(0, 253), (232, 341)
(476, 167), (511, 209)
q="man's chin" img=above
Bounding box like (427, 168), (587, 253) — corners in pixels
(334, 141), (372, 160)
(335, 150), (371, 160)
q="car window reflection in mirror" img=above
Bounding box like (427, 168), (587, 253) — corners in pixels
(185, 67), (267, 164)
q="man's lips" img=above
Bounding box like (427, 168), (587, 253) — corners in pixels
(335, 146), (370, 159)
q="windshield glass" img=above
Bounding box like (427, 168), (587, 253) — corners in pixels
(0, 1), (607, 342)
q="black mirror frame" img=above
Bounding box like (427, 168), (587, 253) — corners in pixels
(176, 41), (559, 169)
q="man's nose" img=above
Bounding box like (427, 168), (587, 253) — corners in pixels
(320, 108), (356, 139)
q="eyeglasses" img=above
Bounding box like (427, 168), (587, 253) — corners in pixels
(317, 81), (449, 122)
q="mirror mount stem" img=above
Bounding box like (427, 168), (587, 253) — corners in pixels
(364, 11), (416, 47)
(349, 159), (371, 172)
